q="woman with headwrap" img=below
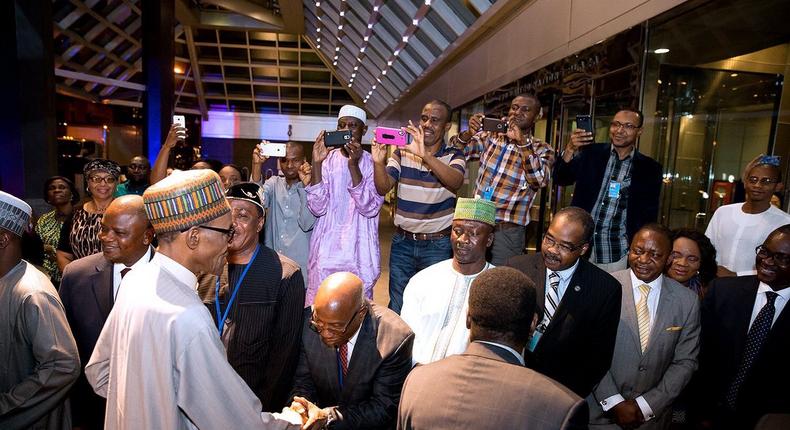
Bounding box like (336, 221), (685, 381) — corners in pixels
(56, 159), (121, 270)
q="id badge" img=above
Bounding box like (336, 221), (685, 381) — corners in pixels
(482, 186), (495, 201)
(527, 329), (543, 352)
(607, 181), (621, 199)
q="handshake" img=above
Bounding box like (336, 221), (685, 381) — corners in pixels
(268, 396), (329, 429)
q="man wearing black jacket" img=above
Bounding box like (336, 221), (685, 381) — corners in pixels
(554, 109), (663, 272)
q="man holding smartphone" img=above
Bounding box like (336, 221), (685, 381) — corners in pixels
(452, 94), (555, 265)
(554, 109), (663, 272)
(370, 100), (466, 314)
(304, 105), (383, 306)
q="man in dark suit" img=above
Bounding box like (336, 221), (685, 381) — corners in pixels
(59, 195), (154, 429)
(696, 224), (790, 430)
(590, 224), (700, 430)
(506, 206), (621, 397)
(398, 267), (588, 430)
(290, 272), (414, 429)
(554, 108), (663, 272)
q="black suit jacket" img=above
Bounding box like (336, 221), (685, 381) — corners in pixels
(554, 143), (663, 243)
(290, 301), (414, 430)
(58, 252), (114, 429)
(506, 253), (621, 397)
(698, 276), (790, 429)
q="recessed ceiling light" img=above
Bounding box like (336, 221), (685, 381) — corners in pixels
(315, 1), (320, 6)
(332, 61), (337, 65)
(730, 73), (739, 77)
(338, 24), (343, 30)
(373, 5), (379, 11)
(363, 36), (369, 41)
(387, 60), (393, 66)
(348, 83), (352, 87)
(424, 0), (431, 5)
(654, 48), (669, 54)
(316, 28), (321, 32)
(316, 37), (321, 42)
(354, 66), (359, 70)
(316, 44), (321, 49)
(402, 36), (409, 42)
(334, 55), (338, 60)
(413, 19), (419, 25)
(382, 70), (387, 75)
(394, 50), (400, 56)
(368, 23), (373, 29)
(360, 47), (366, 53)
(339, 11), (345, 16)
(335, 47), (340, 51)
(372, 85), (376, 89)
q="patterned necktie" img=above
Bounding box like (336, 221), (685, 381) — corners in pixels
(337, 343), (349, 377)
(724, 291), (779, 409)
(544, 272), (561, 325)
(636, 284), (652, 352)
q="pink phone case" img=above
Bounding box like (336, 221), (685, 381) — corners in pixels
(375, 127), (409, 146)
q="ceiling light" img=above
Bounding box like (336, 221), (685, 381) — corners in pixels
(173, 65), (184, 74)
(402, 36), (409, 42)
(363, 36), (369, 41)
(372, 85), (376, 89)
(315, 1), (320, 6)
(425, 0), (431, 5)
(368, 23), (373, 29)
(333, 61), (337, 66)
(339, 11), (345, 16)
(413, 19), (419, 25)
(316, 37), (321, 42)
(657, 79), (662, 84)
(373, 5), (379, 11)
(387, 60), (393, 66)
(352, 73), (356, 77)
(376, 77), (381, 82)
(354, 66), (359, 70)
(335, 47), (340, 51)
(338, 24), (343, 30)
(348, 83), (353, 87)
(360, 47), (365, 53)
(316, 44), (321, 49)
(730, 73), (739, 77)
(334, 55), (339, 60)
(654, 48), (669, 54)
(394, 50), (400, 56)
(382, 70), (387, 75)
(316, 27), (321, 32)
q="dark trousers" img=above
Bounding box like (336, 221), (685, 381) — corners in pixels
(387, 233), (452, 314)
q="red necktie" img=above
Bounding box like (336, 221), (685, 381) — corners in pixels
(338, 343), (348, 376)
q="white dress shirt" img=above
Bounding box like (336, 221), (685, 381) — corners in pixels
(544, 259), (580, 302)
(112, 246), (154, 300)
(601, 271), (664, 421)
(749, 282), (790, 329)
(343, 323), (361, 362)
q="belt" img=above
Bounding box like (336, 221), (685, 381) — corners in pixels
(396, 226), (451, 241)
(495, 221), (522, 231)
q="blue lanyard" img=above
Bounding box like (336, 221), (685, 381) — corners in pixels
(215, 245), (260, 336)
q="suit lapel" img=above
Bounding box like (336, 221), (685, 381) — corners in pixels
(342, 307), (375, 400)
(546, 259), (585, 330)
(644, 279), (677, 355)
(615, 270), (641, 353)
(535, 257), (546, 312)
(731, 279), (759, 355)
(92, 258), (114, 320)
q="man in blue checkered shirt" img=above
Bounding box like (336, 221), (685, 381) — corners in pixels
(554, 109), (663, 272)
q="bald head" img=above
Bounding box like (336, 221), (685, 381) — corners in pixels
(312, 272), (366, 347)
(100, 195), (154, 266)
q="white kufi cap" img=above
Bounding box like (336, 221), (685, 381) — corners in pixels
(338, 105), (367, 124)
(0, 191), (32, 237)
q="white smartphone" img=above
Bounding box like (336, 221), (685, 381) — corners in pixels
(173, 115), (186, 127)
(258, 142), (286, 157)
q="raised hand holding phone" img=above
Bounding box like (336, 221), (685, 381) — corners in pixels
(403, 120), (427, 158)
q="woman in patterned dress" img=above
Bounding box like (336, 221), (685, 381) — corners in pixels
(56, 159), (121, 271)
(35, 176), (80, 285)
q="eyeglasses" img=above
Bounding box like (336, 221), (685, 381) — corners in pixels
(543, 234), (585, 253)
(193, 225), (235, 243)
(610, 121), (639, 131)
(309, 307), (362, 335)
(756, 245), (790, 266)
(88, 175), (117, 184)
(746, 176), (780, 185)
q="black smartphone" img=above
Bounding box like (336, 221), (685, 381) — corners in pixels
(482, 117), (508, 133)
(576, 115), (593, 133)
(324, 130), (352, 147)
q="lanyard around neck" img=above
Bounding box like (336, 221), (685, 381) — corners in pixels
(215, 244), (260, 336)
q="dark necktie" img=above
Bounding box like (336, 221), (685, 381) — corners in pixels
(337, 343), (349, 377)
(724, 291), (779, 409)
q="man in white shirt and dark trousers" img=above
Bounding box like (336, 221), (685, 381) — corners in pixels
(589, 224), (700, 429)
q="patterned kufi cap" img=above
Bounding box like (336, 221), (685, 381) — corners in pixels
(453, 197), (496, 227)
(143, 169), (230, 234)
(84, 159), (121, 179)
(226, 182), (264, 212)
(0, 191), (32, 237)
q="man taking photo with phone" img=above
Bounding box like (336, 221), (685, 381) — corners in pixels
(370, 100), (466, 314)
(554, 109), (663, 272)
(452, 94), (555, 265)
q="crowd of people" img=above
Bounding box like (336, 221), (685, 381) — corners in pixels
(1, 96), (789, 430)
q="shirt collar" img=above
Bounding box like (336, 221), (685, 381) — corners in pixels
(113, 246), (154, 273)
(552, 259), (580, 282)
(153, 252), (197, 288)
(629, 270), (663, 293)
(610, 144), (636, 160)
(757, 281), (790, 301)
(475, 341), (526, 366)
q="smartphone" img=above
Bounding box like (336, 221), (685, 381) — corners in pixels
(324, 130), (352, 147)
(576, 115), (593, 133)
(173, 115), (186, 128)
(258, 142), (286, 157)
(375, 126), (410, 146)
(482, 117), (508, 133)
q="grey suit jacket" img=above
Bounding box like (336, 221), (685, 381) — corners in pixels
(398, 342), (589, 430)
(588, 270), (700, 430)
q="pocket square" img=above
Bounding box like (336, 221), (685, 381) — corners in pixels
(665, 326), (682, 331)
